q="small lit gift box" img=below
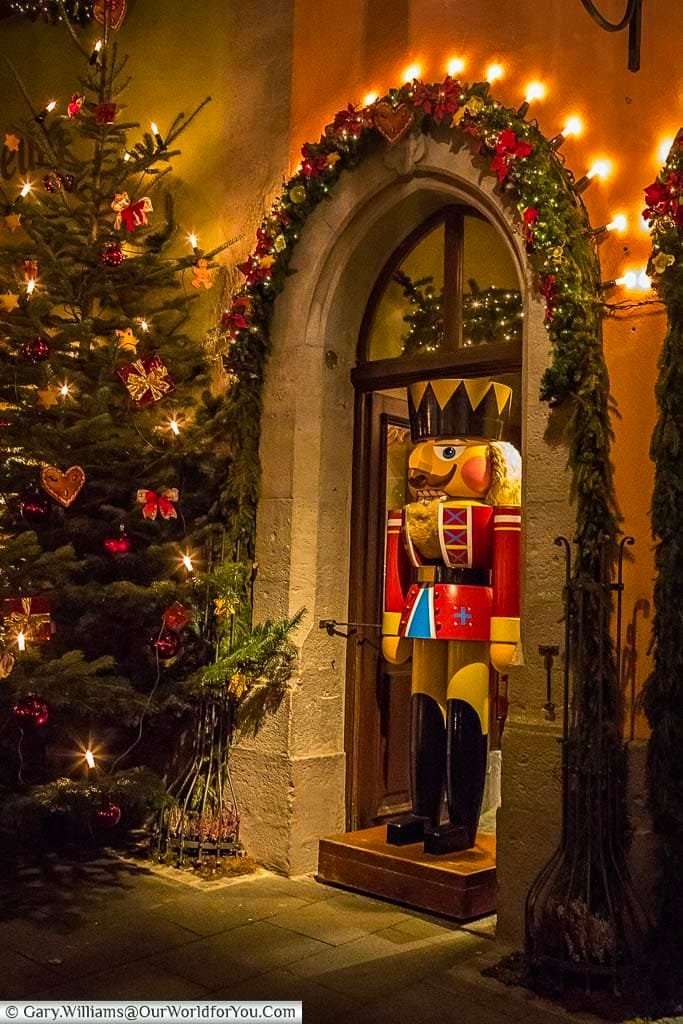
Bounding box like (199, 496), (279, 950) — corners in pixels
(1, 596), (54, 643)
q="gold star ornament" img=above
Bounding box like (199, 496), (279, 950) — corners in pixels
(4, 213), (22, 233)
(37, 386), (60, 409)
(0, 293), (19, 312)
(4, 133), (20, 153)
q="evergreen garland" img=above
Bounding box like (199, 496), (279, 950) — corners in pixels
(220, 75), (618, 730)
(640, 129), (683, 980)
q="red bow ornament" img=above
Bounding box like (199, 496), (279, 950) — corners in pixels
(111, 191), (153, 232)
(137, 487), (179, 521)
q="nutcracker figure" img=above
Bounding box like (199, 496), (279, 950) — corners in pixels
(382, 378), (521, 854)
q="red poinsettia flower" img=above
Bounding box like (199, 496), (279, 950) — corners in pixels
(330, 103), (367, 140)
(300, 144), (330, 178)
(237, 258), (272, 286)
(221, 310), (250, 333)
(643, 172), (683, 226)
(411, 76), (462, 123)
(254, 227), (274, 256)
(491, 129), (534, 183)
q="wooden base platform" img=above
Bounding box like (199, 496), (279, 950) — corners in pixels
(318, 825), (496, 920)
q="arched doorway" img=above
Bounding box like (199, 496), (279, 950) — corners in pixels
(232, 134), (573, 940)
(346, 201), (524, 830)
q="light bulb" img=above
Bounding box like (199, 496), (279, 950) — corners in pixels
(26, 278), (36, 296)
(524, 81), (546, 104)
(447, 57), (466, 76)
(182, 553), (194, 572)
(151, 122), (165, 148)
(123, 152), (131, 162)
(606, 214), (627, 233)
(19, 182), (33, 199)
(575, 159), (612, 194)
(402, 63), (421, 83)
(89, 39), (103, 65)
(615, 271), (638, 289)
(550, 116), (584, 150)
(637, 269), (651, 290)
(188, 233), (199, 251)
(59, 382), (71, 398)
(485, 62), (504, 83)
(85, 749), (96, 768)
(657, 137), (674, 164)
(564, 116), (584, 138)
(169, 417), (180, 436)
(46, 101), (57, 113)
(17, 631), (26, 652)
(138, 318), (149, 332)
(587, 159), (612, 181)
(363, 91), (379, 106)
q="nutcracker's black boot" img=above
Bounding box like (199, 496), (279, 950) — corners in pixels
(425, 698), (488, 854)
(386, 693), (444, 846)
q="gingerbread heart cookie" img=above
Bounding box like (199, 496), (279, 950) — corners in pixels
(40, 465), (86, 508)
(373, 102), (414, 144)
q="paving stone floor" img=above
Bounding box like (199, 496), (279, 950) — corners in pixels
(0, 853), (626, 1023)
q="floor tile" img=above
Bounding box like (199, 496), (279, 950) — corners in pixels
(5, 914), (199, 977)
(36, 962), (210, 999)
(212, 967), (360, 1019)
(288, 928), (487, 1002)
(152, 891), (314, 936)
(267, 891), (408, 946)
(152, 920), (330, 991)
(0, 949), (62, 1000)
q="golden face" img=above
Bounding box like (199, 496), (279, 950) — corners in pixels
(408, 439), (492, 502)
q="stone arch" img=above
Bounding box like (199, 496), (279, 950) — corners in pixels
(231, 134), (575, 939)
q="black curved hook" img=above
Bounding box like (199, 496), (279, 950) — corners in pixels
(579, 0), (643, 71)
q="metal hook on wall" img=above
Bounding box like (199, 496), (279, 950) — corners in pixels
(579, 0), (644, 71)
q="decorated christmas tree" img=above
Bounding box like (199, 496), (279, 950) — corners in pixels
(0, 18), (298, 848)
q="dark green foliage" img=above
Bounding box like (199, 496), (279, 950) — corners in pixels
(641, 133), (683, 977)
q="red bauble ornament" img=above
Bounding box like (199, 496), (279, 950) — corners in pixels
(152, 629), (180, 660)
(104, 526), (131, 555)
(95, 801), (122, 829)
(13, 695), (49, 728)
(23, 336), (50, 362)
(101, 242), (124, 267)
(19, 487), (51, 523)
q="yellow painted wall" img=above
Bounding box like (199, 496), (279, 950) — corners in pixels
(1, 1), (674, 736)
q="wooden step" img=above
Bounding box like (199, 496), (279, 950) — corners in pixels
(317, 825), (496, 921)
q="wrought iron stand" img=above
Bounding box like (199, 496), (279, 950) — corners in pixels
(525, 535), (648, 994)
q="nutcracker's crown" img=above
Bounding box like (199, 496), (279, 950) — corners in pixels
(407, 378), (512, 443)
